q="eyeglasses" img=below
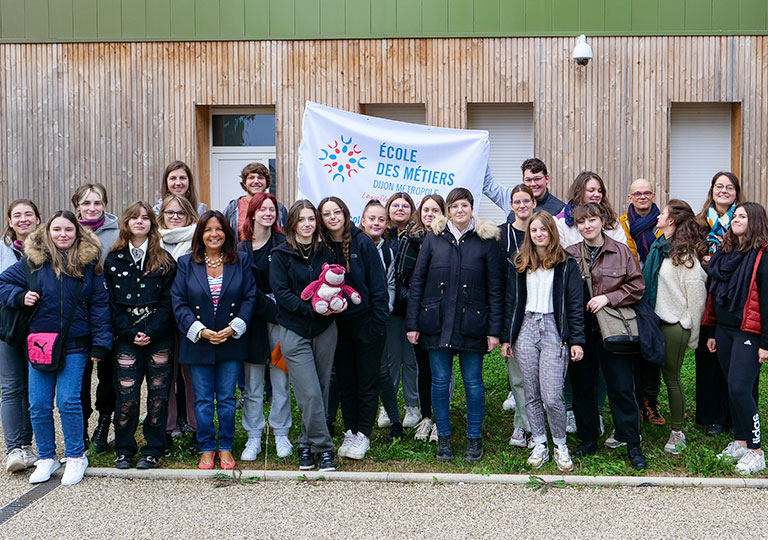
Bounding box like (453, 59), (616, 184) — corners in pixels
(321, 209), (344, 218)
(523, 175), (546, 183)
(630, 191), (653, 198)
(512, 198), (533, 206)
(714, 184), (736, 193)
(163, 210), (187, 218)
(390, 203), (411, 210)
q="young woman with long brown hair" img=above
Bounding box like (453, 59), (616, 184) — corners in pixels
(501, 211), (584, 471)
(105, 202), (177, 469)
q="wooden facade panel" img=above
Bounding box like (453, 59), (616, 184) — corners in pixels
(1, 36), (767, 218)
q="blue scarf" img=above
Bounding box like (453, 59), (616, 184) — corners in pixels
(562, 200), (576, 227)
(628, 203), (660, 264)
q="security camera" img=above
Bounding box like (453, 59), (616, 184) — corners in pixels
(572, 34), (593, 66)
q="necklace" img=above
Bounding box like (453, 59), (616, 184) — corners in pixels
(297, 242), (312, 260)
(204, 253), (223, 268)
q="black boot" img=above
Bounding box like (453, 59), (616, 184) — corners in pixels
(387, 421), (403, 442)
(436, 436), (454, 462)
(464, 438), (483, 462)
(627, 443), (647, 470)
(90, 414), (111, 454)
(573, 440), (598, 458)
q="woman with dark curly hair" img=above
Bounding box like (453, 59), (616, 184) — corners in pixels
(642, 199), (707, 455)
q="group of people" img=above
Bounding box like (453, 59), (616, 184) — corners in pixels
(0, 156), (765, 487)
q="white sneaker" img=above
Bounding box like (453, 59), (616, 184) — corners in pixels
(29, 458), (60, 484)
(718, 441), (748, 462)
(527, 443), (549, 469)
(5, 448), (26, 473)
(502, 391), (516, 411)
(377, 406), (391, 428)
(275, 435), (293, 458)
(664, 430), (686, 455)
(21, 445), (37, 469)
(508, 427), (528, 448)
(554, 444), (574, 472)
(565, 410), (577, 434)
(345, 433), (370, 460)
(337, 429), (356, 458)
(429, 423), (438, 443)
(402, 406), (421, 428)
(241, 437), (262, 461)
(61, 455), (88, 486)
(735, 449), (766, 475)
(605, 430), (627, 449)
(414, 417), (434, 441)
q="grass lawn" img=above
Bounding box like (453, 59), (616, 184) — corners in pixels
(88, 349), (768, 477)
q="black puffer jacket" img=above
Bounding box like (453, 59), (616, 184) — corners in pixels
(406, 216), (503, 352)
(502, 257), (585, 347)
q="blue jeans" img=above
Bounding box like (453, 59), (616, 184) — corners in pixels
(429, 348), (485, 439)
(28, 352), (88, 459)
(0, 340), (32, 453)
(187, 361), (240, 452)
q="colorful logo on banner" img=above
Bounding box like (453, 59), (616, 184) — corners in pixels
(318, 136), (367, 182)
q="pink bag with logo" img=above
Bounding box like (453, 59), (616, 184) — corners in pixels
(27, 332), (63, 371)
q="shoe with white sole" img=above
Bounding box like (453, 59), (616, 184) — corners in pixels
(61, 455), (88, 486)
(402, 406), (421, 429)
(5, 448), (26, 473)
(565, 410), (577, 434)
(554, 444), (574, 472)
(604, 430), (626, 449)
(735, 449), (766, 475)
(337, 429), (356, 458)
(429, 423), (438, 443)
(508, 427), (528, 448)
(29, 458), (61, 484)
(414, 417), (434, 441)
(345, 433), (370, 460)
(377, 406), (391, 428)
(275, 435), (293, 458)
(664, 430), (686, 455)
(718, 441), (748, 462)
(502, 391), (516, 411)
(240, 437), (262, 461)
(527, 443), (549, 469)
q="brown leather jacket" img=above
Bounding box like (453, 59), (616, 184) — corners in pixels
(565, 235), (645, 307)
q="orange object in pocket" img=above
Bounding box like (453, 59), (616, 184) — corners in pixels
(270, 343), (288, 373)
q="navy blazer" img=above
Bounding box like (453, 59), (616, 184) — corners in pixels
(171, 251), (259, 365)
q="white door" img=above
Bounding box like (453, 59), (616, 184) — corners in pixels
(209, 150), (274, 212)
(670, 103), (732, 213)
(469, 104), (535, 223)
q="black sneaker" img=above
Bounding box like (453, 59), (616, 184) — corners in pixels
(436, 436), (454, 462)
(464, 438), (483, 462)
(387, 421), (403, 442)
(164, 433), (173, 458)
(91, 414), (111, 454)
(189, 432), (201, 454)
(298, 446), (315, 470)
(573, 440), (598, 458)
(317, 451), (336, 472)
(114, 454), (133, 469)
(627, 443), (647, 470)
(707, 423), (724, 436)
(136, 455), (160, 469)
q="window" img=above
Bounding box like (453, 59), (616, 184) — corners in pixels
(362, 103), (426, 125)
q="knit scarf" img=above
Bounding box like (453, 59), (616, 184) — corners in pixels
(707, 247), (757, 320)
(78, 214), (105, 232)
(641, 235), (669, 309)
(628, 203), (660, 263)
(12, 239), (24, 251)
(706, 204), (735, 254)
(562, 200), (576, 227)
(159, 225), (195, 260)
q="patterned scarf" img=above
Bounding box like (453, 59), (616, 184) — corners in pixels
(627, 203), (660, 263)
(706, 204), (735, 254)
(562, 200), (576, 226)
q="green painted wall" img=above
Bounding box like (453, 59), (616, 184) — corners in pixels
(1, 0), (767, 42)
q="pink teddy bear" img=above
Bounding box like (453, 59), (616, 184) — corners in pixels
(300, 263), (362, 314)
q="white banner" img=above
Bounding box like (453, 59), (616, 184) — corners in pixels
(297, 102), (489, 223)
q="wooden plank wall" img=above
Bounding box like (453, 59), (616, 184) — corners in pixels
(1, 37), (766, 219)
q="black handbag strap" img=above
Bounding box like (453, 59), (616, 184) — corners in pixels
(59, 279), (84, 341)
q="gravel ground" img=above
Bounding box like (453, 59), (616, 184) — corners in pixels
(0, 479), (765, 539)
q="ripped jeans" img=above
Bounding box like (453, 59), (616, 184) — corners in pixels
(113, 340), (173, 459)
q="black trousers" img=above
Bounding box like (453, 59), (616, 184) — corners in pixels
(415, 344), (432, 419)
(335, 318), (386, 438)
(569, 331), (642, 444)
(715, 326), (762, 449)
(640, 358), (662, 405)
(113, 340), (173, 458)
(695, 329), (731, 427)
(81, 353), (116, 423)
